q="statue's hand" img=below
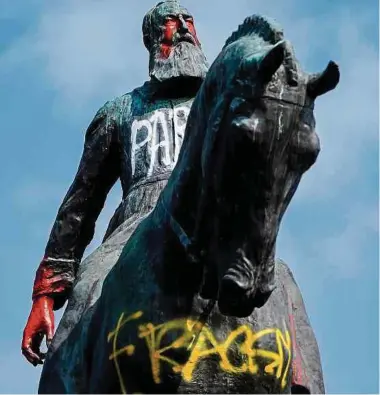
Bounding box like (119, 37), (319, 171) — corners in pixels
(22, 296), (54, 366)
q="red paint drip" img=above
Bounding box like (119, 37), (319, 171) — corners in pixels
(289, 312), (304, 386)
(160, 43), (173, 59)
(187, 21), (200, 45)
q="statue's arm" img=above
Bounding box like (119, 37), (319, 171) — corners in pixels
(281, 262), (325, 394)
(33, 101), (121, 310)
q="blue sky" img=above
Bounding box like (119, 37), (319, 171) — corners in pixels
(0, 0), (378, 393)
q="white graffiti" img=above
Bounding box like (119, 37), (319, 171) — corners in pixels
(131, 106), (190, 177)
(278, 85), (285, 137)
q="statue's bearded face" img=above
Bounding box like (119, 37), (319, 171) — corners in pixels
(159, 11), (200, 58)
(145, 2), (209, 82)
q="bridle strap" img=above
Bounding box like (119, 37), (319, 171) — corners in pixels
(158, 197), (201, 264)
(159, 197), (192, 249)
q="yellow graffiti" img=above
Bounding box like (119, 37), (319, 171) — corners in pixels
(108, 311), (291, 393)
(108, 311), (144, 394)
(137, 318), (204, 385)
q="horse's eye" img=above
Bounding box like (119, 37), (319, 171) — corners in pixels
(301, 122), (312, 132)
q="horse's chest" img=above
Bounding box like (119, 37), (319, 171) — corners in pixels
(109, 295), (293, 393)
(176, 304), (292, 393)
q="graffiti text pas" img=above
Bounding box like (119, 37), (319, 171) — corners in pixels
(108, 312), (291, 393)
(131, 107), (190, 177)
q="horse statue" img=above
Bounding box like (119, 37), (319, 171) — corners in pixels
(39, 15), (339, 394)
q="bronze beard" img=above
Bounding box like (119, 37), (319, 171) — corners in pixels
(149, 41), (209, 83)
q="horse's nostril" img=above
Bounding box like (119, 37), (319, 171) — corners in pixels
(220, 276), (247, 305)
(218, 276), (255, 317)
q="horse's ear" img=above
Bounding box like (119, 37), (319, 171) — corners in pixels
(256, 40), (286, 84)
(307, 61), (340, 98)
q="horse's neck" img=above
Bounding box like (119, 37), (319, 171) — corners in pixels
(148, 121), (207, 300)
(161, 130), (204, 247)
(147, 201), (203, 302)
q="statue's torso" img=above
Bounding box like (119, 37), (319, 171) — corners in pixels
(121, 93), (193, 188)
(107, 83), (195, 234)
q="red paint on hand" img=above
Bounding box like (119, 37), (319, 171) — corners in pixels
(22, 256), (71, 366)
(32, 262), (67, 298)
(22, 296), (54, 366)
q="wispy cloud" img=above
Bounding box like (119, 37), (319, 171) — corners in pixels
(293, 10), (378, 201)
(316, 205), (378, 278)
(1, 1), (150, 106)
(279, 203), (378, 280)
(13, 180), (66, 211)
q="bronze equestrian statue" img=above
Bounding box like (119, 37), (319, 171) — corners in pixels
(22, 2), (339, 393)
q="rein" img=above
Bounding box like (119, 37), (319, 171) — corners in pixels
(158, 197), (200, 264)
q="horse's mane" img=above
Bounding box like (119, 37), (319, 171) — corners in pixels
(223, 15), (284, 49)
(222, 14), (300, 87)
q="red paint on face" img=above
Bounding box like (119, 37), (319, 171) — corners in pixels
(186, 20), (199, 44)
(159, 15), (200, 58)
(163, 18), (178, 43)
(160, 43), (173, 58)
